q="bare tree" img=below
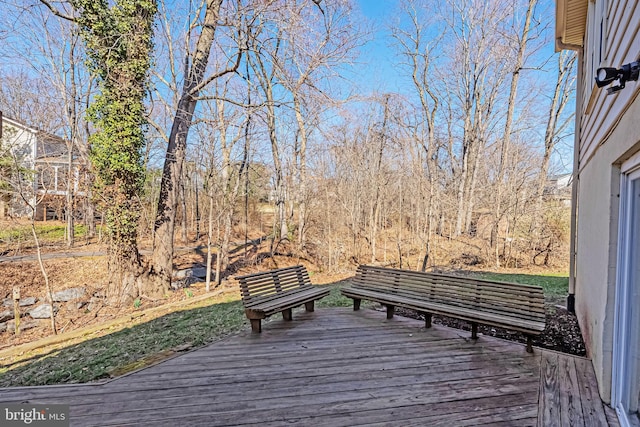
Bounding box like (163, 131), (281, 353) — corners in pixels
(491, 0), (538, 266)
(151, 0), (244, 290)
(531, 51), (576, 234)
(391, 0), (442, 270)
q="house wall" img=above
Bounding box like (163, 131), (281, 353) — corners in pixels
(578, 1), (640, 167)
(2, 121), (37, 169)
(1, 121), (38, 217)
(576, 74), (640, 404)
(574, 0), (640, 403)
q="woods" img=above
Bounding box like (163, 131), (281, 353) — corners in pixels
(0, 0), (575, 307)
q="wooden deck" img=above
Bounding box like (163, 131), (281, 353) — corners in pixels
(0, 308), (619, 426)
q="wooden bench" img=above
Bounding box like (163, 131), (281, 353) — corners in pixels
(341, 265), (546, 352)
(237, 265), (330, 333)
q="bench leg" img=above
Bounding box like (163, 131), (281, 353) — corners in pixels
(424, 313), (432, 328)
(250, 319), (262, 333)
(282, 308), (293, 321)
(353, 298), (361, 311)
(386, 305), (395, 319)
(526, 336), (533, 353)
(305, 301), (315, 312)
(471, 322), (478, 340)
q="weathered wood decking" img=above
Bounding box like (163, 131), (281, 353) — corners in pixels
(0, 308), (619, 426)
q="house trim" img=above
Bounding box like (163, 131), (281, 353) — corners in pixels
(555, 0), (588, 51)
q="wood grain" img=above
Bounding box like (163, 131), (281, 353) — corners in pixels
(0, 308), (615, 426)
(342, 265), (545, 342)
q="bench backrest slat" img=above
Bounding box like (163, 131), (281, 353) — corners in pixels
(237, 265), (312, 307)
(352, 265), (545, 323)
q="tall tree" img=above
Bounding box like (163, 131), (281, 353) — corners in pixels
(151, 0), (243, 290)
(41, 0), (158, 305)
(531, 50), (576, 234)
(392, 0), (441, 270)
(491, 0), (537, 266)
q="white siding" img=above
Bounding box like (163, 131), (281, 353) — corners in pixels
(579, 0), (640, 168)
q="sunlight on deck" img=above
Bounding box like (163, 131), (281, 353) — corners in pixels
(0, 308), (619, 426)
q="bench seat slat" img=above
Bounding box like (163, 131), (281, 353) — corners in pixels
(348, 284), (546, 318)
(350, 275), (544, 298)
(342, 287), (545, 333)
(358, 265), (542, 290)
(350, 279), (546, 308)
(247, 288), (330, 317)
(239, 273), (312, 289)
(244, 287), (326, 309)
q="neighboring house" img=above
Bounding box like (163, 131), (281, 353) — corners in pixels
(0, 112), (86, 220)
(556, 1), (640, 425)
(545, 173), (572, 206)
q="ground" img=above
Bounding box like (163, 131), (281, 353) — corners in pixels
(0, 255), (586, 358)
(396, 301), (586, 356)
(0, 219), (585, 358)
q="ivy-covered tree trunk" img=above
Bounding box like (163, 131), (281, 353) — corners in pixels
(70, 0), (158, 305)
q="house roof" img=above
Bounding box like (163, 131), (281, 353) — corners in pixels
(555, 0), (588, 51)
(2, 115), (39, 134)
(1, 114), (66, 144)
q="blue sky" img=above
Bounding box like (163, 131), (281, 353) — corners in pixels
(352, 0), (404, 94)
(350, 0), (574, 172)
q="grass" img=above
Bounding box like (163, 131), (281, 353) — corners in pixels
(0, 283), (352, 387)
(0, 223), (88, 243)
(0, 272), (565, 387)
(469, 271), (569, 298)
(0, 294), (245, 386)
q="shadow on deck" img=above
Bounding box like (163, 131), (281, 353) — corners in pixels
(0, 308), (619, 426)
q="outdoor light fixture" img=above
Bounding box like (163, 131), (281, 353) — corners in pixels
(595, 59), (640, 94)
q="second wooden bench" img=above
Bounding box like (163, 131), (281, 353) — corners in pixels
(341, 265), (546, 352)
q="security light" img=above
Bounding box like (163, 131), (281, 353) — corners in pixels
(595, 60), (640, 95)
(595, 67), (621, 87)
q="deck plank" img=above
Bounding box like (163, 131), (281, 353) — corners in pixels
(538, 351), (561, 427)
(574, 356), (611, 426)
(559, 354), (585, 426)
(0, 308), (616, 426)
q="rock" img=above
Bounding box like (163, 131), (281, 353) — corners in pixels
(20, 297), (37, 307)
(171, 275), (205, 290)
(29, 304), (56, 319)
(52, 287), (86, 302)
(87, 297), (103, 312)
(174, 267), (207, 280)
(0, 322), (6, 333)
(3, 296), (37, 307)
(6, 319), (39, 332)
(0, 310), (13, 322)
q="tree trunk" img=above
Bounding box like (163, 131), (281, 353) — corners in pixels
(66, 44), (77, 248)
(205, 193), (214, 292)
(180, 173), (188, 244)
(492, 0), (536, 266)
(30, 220), (56, 335)
(293, 95), (308, 251)
(106, 243), (146, 306)
(66, 150), (74, 247)
(152, 0), (224, 290)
